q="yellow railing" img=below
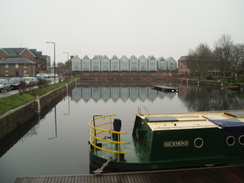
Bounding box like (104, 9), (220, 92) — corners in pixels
(88, 114), (127, 162)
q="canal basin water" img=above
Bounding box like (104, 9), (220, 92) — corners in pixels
(0, 84), (244, 183)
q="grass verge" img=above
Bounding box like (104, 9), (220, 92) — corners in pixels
(0, 77), (77, 116)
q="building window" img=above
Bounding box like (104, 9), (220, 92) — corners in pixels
(5, 64), (9, 68)
(5, 69), (9, 76)
(15, 64), (19, 68)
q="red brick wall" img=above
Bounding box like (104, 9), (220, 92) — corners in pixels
(20, 49), (36, 62)
(0, 50), (7, 61)
(178, 61), (190, 75)
(0, 64), (36, 77)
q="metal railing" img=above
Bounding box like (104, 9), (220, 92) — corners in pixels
(88, 114), (127, 162)
(138, 105), (150, 115)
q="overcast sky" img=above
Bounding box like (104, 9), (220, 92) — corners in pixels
(1, 0), (244, 63)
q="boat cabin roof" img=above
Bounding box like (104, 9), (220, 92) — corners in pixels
(146, 116), (218, 131)
(138, 111), (244, 132)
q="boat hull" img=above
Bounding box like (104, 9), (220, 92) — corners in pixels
(89, 150), (227, 173)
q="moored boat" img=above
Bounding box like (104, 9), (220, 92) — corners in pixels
(223, 76), (244, 92)
(88, 109), (244, 173)
(152, 85), (178, 92)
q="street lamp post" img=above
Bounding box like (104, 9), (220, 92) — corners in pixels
(63, 52), (71, 77)
(46, 41), (56, 83)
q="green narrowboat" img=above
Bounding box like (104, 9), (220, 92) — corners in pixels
(223, 76), (244, 92)
(88, 109), (244, 173)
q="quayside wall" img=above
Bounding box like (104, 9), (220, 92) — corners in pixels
(178, 78), (227, 88)
(0, 80), (77, 141)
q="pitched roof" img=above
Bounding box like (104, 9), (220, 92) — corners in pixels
(138, 55), (147, 60)
(111, 55), (118, 60)
(158, 57), (165, 61)
(1, 48), (36, 58)
(0, 58), (35, 64)
(82, 55), (90, 60)
(120, 55), (128, 60)
(30, 49), (42, 57)
(178, 56), (188, 61)
(71, 55), (80, 60)
(97, 55), (104, 59)
(130, 55), (138, 60)
(103, 55), (109, 60)
(7, 50), (19, 57)
(93, 55), (99, 60)
(166, 57), (176, 62)
(1, 48), (25, 57)
(148, 55), (156, 60)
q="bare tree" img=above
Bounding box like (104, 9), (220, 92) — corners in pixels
(213, 34), (234, 79)
(187, 43), (213, 79)
(187, 49), (198, 77)
(232, 44), (244, 75)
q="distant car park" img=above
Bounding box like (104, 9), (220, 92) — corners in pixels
(0, 79), (11, 93)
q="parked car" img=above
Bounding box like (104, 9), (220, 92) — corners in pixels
(22, 77), (31, 86)
(36, 73), (50, 78)
(22, 77), (39, 86)
(0, 79), (11, 93)
(36, 75), (46, 80)
(49, 73), (59, 78)
(9, 77), (25, 89)
(30, 77), (39, 85)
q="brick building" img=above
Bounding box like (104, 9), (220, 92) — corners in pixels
(178, 56), (190, 75)
(0, 58), (36, 77)
(0, 48), (50, 77)
(178, 56), (220, 76)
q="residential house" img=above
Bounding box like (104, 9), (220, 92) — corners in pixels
(166, 57), (177, 71)
(158, 57), (166, 70)
(178, 56), (190, 75)
(0, 48), (50, 77)
(81, 55), (90, 71)
(129, 55), (138, 71)
(72, 55), (81, 71)
(111, 55), (119, 71)
(147, 55), (157, 71)
(101, 55), (110, 71)
(120, 55), (129, 71)
(92, 55), (101, 71)
(138, 55), (147, 71)
(0, 58), (36, 77)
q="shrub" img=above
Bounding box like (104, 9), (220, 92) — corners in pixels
(206, 75), (213, 80)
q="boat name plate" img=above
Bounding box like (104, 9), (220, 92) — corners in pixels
(163, 140), (189, 147)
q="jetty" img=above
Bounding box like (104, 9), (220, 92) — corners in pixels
(15, 165), (244, 183)
(152, 85), (178, 92)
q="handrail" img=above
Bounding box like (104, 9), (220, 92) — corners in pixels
(88, 114), (127, 162)
(138, 105), (150, 115)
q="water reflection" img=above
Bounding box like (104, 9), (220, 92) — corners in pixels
(49, 107), (57, 140)
(0, 98), (62, 158)
(72, 85), (244, 111)
(178, 85), (244, 111)
(72, 86), (169, 103)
